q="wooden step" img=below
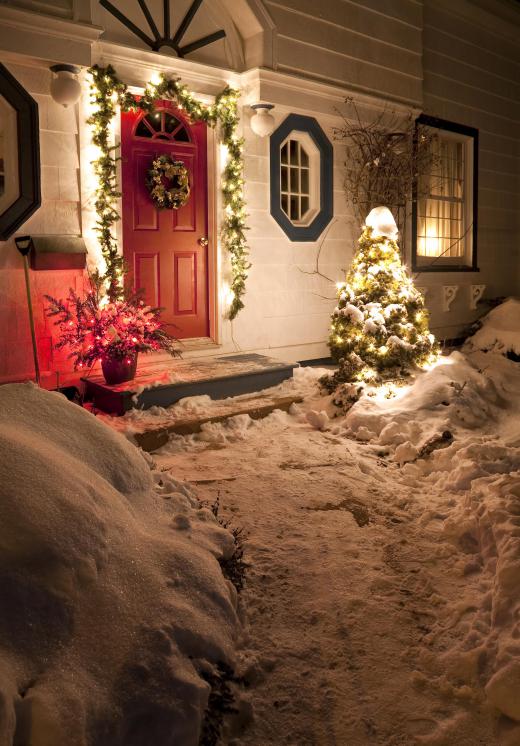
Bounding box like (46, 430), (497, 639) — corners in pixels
(132, 393), (303, 452)
(82, 353), (298, 416)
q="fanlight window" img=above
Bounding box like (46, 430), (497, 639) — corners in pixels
(135, 111), (190, 142)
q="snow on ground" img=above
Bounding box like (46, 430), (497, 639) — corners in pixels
(109, 299), (520, 745)
(0, 383), (239, 745)
(464, 297), (520, 357)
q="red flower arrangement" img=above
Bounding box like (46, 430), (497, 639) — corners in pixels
(45, 284), (179, 372)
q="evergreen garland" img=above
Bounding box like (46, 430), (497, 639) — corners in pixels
(87, 64), (249, 318)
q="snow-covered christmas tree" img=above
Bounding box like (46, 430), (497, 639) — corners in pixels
(326, 206), (438, 386)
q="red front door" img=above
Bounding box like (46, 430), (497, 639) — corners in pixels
(121, 102), (209, 339)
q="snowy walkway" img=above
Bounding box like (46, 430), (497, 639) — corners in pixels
(155, 396), (509, 745)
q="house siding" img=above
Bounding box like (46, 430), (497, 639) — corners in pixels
(265, 0), (423, 105)
(420, 0), (520, 338)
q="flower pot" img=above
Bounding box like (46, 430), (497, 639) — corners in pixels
(101, 352), (138, 385)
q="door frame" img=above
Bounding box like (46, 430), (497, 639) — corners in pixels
(116, 95), (220, 347)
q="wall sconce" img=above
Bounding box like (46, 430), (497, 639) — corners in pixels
(49, 64), (81, 107)
(250, 103), (275, 137)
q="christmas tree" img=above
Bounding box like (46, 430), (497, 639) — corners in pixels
(326, 206), (438, 387)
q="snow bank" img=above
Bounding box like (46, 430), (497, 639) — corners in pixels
(345, 352), (502, 447)
(341, 344), (520, 719)
(464, 297), (520, 356)
(0, 383), (238, 745)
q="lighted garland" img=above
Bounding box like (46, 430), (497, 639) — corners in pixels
(87, 64), (249, 318)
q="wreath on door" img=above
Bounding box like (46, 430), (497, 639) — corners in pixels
(146, 155), (191, 209)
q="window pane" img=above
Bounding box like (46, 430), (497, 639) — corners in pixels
(281, 143), (288, 165)
(281, 193), (289, 216)
(281, 166), (288, 193)
(300, 148), (309, 168)
(148, 112), (162, 131)
(417, 197), (464, 258)
(290, 140), (298, 165)
(290, 196), (299, 220)
(164, 113), (180, 133)
(136, 120), (154, 138)
(300, 196), (309, 217)
(290, 167), (299, 192)
(300, 168), (309, 195)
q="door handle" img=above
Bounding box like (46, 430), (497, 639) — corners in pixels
(198, 236), (209, 247)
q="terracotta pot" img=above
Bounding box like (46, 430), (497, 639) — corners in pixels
(101, 352), (138, 385)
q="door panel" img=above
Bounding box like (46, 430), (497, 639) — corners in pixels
(121, 101), (209, 339)
(175, 253), (197, 314)
(135, 253), (160, 307)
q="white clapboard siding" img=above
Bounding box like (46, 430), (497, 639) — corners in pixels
(265, 0), (423, 104)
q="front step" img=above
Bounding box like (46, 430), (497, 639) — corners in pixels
(82, 353), (298, 416)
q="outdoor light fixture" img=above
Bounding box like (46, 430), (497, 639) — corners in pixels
(49, 64), (81, 107)
(250, 103), (275, 137)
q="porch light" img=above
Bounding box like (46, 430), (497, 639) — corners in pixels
(49, 65), (81, 108)
(250, 103), (275, 137)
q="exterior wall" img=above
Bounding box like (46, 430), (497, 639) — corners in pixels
(0, 60), (86, 382)
(230, 103), (354, 362)
(264, 0), (424, 105)
(419, 0), (520, 339)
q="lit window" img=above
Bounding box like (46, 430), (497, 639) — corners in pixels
(270, 114), (333, 242)
(413, 116), (478, 271)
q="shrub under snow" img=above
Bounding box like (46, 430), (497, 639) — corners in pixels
(0, 383), (238, 745)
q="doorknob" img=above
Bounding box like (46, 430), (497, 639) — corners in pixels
(198, 236), (209, 247)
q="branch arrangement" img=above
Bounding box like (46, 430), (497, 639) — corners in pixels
(334, 98), (439, 232)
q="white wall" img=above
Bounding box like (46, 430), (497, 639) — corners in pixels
(228, 104), (355, 362)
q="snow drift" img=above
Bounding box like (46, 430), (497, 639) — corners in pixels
(0, 383), (238, 745)
(464, 297), (520, 357)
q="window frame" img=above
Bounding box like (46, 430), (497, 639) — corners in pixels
(412, 114), (479, 273)
(0, 62), (40, 241)
(270, 114), (333, 242)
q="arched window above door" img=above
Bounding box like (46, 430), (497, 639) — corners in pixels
(134, 111), (191, 143)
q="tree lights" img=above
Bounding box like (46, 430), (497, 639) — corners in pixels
(324, 207), (438, 389)
(87, 64), (249, 319)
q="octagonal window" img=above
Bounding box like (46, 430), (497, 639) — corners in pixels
(270, 114), (333, 242)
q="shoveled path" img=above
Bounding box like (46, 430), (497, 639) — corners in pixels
(156, 414), (498, 745)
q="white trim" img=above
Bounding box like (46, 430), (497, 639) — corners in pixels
(94, 41), (242, 95)
(241, 67), (421, 119)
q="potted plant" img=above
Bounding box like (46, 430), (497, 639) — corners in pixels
(46, 281), (179, 385)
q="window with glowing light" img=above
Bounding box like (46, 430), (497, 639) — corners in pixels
(412, 115), (478, 272)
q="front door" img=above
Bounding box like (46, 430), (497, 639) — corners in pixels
(121, 102), (209, 339)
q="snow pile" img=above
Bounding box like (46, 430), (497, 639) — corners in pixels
(0, 383), (238, 745)
(345, 352), (502, 446)
(340, 342), (520, 719)
(464, 297), (520, 356)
